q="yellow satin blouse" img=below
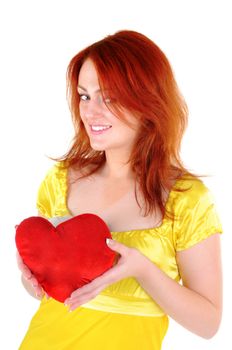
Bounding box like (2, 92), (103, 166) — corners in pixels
(19, 163), (222, 350)
(36, 163), (222, 316)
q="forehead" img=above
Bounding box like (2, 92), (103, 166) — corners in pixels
(78, 59), (99, 88)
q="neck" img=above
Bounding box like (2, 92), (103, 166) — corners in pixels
(101, 150), (134, 180)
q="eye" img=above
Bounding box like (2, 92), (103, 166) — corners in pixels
(78, 94), (89, 101)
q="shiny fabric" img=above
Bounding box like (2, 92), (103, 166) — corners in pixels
(19, 164), (222, 350)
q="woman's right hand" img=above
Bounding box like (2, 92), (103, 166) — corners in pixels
(16, 252), (45, 299)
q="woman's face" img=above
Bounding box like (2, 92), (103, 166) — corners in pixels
(78, 58), (139, 153)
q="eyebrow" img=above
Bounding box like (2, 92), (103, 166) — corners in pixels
(78, 85), (101, 93)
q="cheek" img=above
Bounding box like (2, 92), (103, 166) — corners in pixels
(79, 104), (84, 118)
(78, 114), (88, 133)
(79, 107), (87, 125)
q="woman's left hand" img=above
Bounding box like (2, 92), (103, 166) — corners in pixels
(64, 239), (146, 311)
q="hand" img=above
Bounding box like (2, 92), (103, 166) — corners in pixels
(64, 239), (146, 311)
(16, 251), (46, 299)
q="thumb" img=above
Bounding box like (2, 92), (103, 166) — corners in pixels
(106, 238), (127, 254)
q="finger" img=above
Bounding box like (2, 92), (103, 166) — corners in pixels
(65, 265), (126, 310)
(81, 263), (124, 297)
(16, 253), (32, 279)
(31, 281), (44, 298)
(106, 239), (129, 255)
(21, 264), (33, 279)
(22, 267), (33, 280)
(70, 280), (98, 298)
(30, 276), (39, 287)
(69, 273), (110, 300)
(67, 287), (102, 311)
(65, 280), (102, 305)
(66, 267), (120, 305)
(35, 286), (44, 298)
(64, 256), (125, 307)
(65, 286), (93, 304)
(68, 299), (86, 311)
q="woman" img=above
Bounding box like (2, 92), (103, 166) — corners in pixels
(17, 30), (223, 350)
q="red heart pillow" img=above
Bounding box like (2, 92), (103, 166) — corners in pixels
(15, 214), (116, 303)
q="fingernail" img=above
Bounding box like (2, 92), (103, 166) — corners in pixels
(106, 238), (113, 245)
(68, 306), (74, 312)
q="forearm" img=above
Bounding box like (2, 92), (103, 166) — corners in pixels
(136, 256), (221, 339)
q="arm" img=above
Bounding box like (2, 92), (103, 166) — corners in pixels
(136, 233), (222, 339)
(65, 234), (222, 339)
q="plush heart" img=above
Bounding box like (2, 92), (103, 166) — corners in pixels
(15, 214), (116, 303)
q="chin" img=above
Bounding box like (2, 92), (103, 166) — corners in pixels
(90, 142), (106, 152)
(91, 147), (105, 152)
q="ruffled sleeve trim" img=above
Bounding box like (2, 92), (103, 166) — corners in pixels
(172, 177), (223, 251)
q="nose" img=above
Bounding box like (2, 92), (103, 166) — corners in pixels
(81, 97), (104, 118)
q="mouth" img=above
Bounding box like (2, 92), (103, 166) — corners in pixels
(89, 124), (112, 135)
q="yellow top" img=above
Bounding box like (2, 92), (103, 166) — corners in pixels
(19, 164), (223, 350)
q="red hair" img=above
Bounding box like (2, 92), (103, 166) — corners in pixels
(57, 30), (192, 217)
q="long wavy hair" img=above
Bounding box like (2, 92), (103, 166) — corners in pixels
(57, 30), (192, 218)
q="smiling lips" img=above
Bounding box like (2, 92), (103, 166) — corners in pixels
(90, 125), (112, 135)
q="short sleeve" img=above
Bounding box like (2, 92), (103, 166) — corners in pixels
(36, 163), (68, 218)
(173, 179), (223, 251)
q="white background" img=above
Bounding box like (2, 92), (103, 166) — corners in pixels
(0, 0), (231, 349)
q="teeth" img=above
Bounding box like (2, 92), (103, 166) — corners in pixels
(91, 125), (112, 131)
